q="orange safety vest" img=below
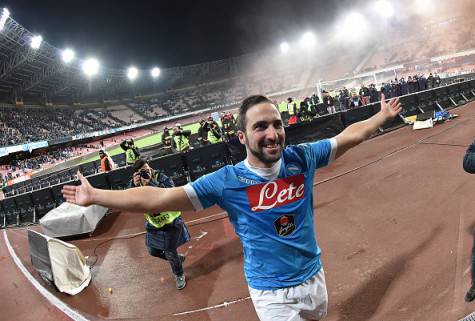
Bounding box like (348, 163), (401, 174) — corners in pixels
(100, 157), (111, 172)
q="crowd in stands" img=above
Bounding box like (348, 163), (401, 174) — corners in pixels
(0, 107), (125, 147)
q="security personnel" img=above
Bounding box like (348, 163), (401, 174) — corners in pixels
(120, 139), (140, 165)
(173, 123), (191, 152)
(99, 150), (115, 172)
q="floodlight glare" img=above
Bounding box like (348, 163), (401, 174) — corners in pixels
(30, 35), (43, 49)
(151, 67), (161, 78)
(0, 8), (10, 31)
(300, 32), (316, 50)
(61, 48), (75, 63)
(280, 42), (289, 54)
(127, 66), (139, 80)
(415, 0), (432, 12)
(374, 0), (394, 19)
(82, 58), (100, 77)
(338, 12), (368, 42)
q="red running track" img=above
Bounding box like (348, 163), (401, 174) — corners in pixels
(2, 102), (475, 321)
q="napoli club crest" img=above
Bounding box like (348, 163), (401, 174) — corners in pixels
(273, 215), (296, 237)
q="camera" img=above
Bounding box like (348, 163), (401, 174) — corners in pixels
(139, 170), (151, 179)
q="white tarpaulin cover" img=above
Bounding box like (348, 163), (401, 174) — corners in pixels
(413, 118), (434, 130)
(39, 202), (108, 237)
(29, 230), (91, 295)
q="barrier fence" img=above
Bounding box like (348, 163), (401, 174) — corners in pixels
(1, 79), (475, 228)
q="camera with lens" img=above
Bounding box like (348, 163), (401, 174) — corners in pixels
(139, 170), (151, 180)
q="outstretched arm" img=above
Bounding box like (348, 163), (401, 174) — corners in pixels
(62, 172), (194, 213)
(334, 94), (401, 159)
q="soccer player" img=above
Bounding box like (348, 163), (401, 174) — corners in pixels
(63, 94), (401, 321)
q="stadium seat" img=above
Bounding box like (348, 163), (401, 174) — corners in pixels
(107, 166), (134, 190)
(80, 162), (97, 177)
(111, 153), (126, 168)
(183, 142), (229, 181)
(31, 188), (56, 220)
(399, 94), (421, 119)
(15, 193), (35, 225)
(50, 183), (72, 206)
(341, 105), (376, 128)
(460, 81), (475, 101)
(149, 153), (188, 186)
(87, 173), (110, 190)
(226, 137), (246, 164)
(415, 90), (440, 113)
(433, 86), (452, 110)
(2, 197), (19, 227)
(448, 83), (465, 105)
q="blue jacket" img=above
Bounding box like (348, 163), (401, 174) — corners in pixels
(463, 140), (475, 174)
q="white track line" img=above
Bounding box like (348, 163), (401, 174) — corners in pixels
(173, 296), (251, 316)
(3, 229), (89, 321)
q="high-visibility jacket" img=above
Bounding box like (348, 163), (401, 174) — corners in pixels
(208, 128), (222, 144)
(100, 156), (114, 172)
(174, 134), (190, 152)
(126, 148), (139, 165)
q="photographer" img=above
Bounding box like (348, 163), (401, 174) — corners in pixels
(161, 126), (174, 152)
(206, 117), (222, 144)
(128, 158), (190, 290)
(173, 123), (191, 152)
(222, 112), (237, 141)
(120, 138), (140, 166)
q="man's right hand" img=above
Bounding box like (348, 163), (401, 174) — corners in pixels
(62, 171), (95, 207)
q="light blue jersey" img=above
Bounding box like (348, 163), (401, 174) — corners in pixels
(184, 139), (336, 290)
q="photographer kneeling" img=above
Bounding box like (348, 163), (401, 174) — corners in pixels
(128, 158), (190, 290)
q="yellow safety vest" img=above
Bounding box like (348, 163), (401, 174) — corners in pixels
(145, 211), (181, 229)
(174, 135), (190, 152)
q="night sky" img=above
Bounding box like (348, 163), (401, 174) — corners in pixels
(5, 0), (344, 69)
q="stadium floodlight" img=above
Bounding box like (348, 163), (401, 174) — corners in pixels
(299, 32), (316, 50)
(0, 8), (10, 31)
(280, 42), (289, 54)
(61, 48), (75, 63)
(337, 12), (369, 42)
(151, 67), (161, 78)
(30, 35), (43, 49)
(127, 66), (139, 81)
(82, 58), (100, 77)
(374, 0), (394, 19)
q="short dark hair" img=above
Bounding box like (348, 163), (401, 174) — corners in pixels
(132, 158), (148, 173)
(237, 95), (274, 132)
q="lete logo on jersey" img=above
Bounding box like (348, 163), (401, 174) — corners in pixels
(246, 174), (305, 212)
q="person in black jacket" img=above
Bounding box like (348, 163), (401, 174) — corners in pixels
(464, 140), (475, 302)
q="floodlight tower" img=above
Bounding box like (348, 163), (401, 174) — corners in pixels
(127, 66), (139, 81)
(82, 58), (100, 77)
(151, 67), (160, 78)
(0, 8), (10, 31)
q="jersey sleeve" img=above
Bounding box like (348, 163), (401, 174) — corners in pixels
(299, 138), (337, 169)
(183, 167), (227, 211)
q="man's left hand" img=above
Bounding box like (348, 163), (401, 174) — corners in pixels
(380, 93), (402, 120)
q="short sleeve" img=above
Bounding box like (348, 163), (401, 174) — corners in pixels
(183, 167), (227, 211)
(301, 138), (337, 169)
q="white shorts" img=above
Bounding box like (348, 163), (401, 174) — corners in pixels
(249, 268), (328, 321)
